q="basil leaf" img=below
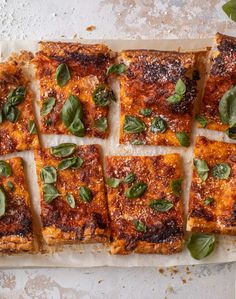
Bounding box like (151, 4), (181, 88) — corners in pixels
(226, 127), (236, 139)
(170, 178), (182, 196)
(94, 117), (108, 132)
(133, 220), (146, 232)
(222, 0), (236, 22)
(187, 233), (215, 260)
(40, 166), (57, 183)
(194, 159), (209, 181)
(219, 85), (236, 127)
(149, 199), (173, 212)
(125, 182), (147, 199)
(195, 114), (208, 128)
(56, 63), (71, 87)
(167, 94), (182, 104)
(0, 186), (6, 218)
(66, 193), (76, 208)
(204, 197), (214, 206)
(7, 86), (26, 106)
(176, 132), (190, 147)
(211, 163), (231, 179)
(58, 157), (83, 170)
(79, 186), (93, 203)
(175, 78), (186, 96)
(61, 95), (85, 137)
(50, 143), (77, 158)
(3, 105), (20, 123)
(41, 97), (56, 116)
(0, 161), (12, 177)
(45, 118), (52, 126)
(123, 172), (135, 184)
(130, 139), (144, 145)
(43, 184), (60, 203)
(106, 177), (121, 188)
(150, 116), (167, 133)
(7, 181), (14, 191)
(92, 84), (116, 107)
(0, 109), (3, 123)
(28, 120), (37, 134)
(139, 108), (152, 117)
(107, 63), (127, 75)
(123, 116), (146, 134)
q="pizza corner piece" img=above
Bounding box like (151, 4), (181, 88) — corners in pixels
(34, 143), (109, 245)
(197, 32), (236, 140)
(187, 136), (236, 235)
(105, 154), (184, 254)
(118, 49), (208, 147)
(0, 157), (34, 253)
(32, 41), (117, 139)
(0, 60), (39, 155)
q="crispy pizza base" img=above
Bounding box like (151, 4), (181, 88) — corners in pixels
(105, 154), (184, 254)
(0, 59), (39, 155)
(118, 49), (208, 146)
(187, 136), (236, 234)
(34, 144), (109, 245)
(0, 157), (34, 253)
(199, 33), (236, 132)
(33, 42), (115, 139)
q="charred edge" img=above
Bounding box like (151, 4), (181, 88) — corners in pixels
(189, 206), (215, 222)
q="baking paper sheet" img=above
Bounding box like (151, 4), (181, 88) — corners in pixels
(0, 39), (236, 268)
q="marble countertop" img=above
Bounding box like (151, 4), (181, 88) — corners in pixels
(0, 0), (235, 298)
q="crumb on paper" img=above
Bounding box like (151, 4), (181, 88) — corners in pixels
(165, 285), (174, 295)
(86, 25), (96, 31)
(182, 278), (187, 284)
(158, 268), (165, 275)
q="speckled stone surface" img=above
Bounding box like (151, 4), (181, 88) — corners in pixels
(0, 0), (235, 298)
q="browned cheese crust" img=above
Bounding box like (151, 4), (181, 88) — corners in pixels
(33, 42), (116, 138)
(199, 33), (236, 131)
(118, 49), (207, 146)
(188, 136), (236, 234)
(0, 61), (39, 155)
(0, 158), (34, 253)
(105, 154), (184, 254)
(34, 144), (109, 245)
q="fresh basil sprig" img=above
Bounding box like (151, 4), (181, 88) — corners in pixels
(40, 166), (57, 184)
(149, 199), (173, 212)
(0, 161), (12, 177)
(222, 1), (236, 22)
(219, 85), (236, 128)
(107, 63), (127, 75)
(187, 233), (215, 260)
(170, 178), (182, 196)
(176, 132), (190, 147)
(167, 79), (186, 104)
(211, 163), (231, 179)
(61, 95), (85, 137)
(150, 116), (167, 133)
(51, 143), (77, 158)
(94, 117), (108, 132)
(194, 159), (209, 181)
(41, 97), (56, 116)
(43, 184), (60, 203)
(92, 84), (116, 107)
(123, 115), (146, 134)
(133, 220), (147, 232)
(125, 182), (147, 199)
(58, 157), (83, 170)
(56, 63), (71, 87)
(79, 186), (93, 203)
(0, 186), (6, 218)
(106, 177), (122, 188)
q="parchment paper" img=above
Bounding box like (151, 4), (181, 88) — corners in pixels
(0, 39), (236, 268)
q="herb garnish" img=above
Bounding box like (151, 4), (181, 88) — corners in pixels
(123, 115), (146, 134)
(107, 63), (127, 75)
(187, 233), (215, 260)
(167, 79), (186, 104)
(149, 199), (173, 212)
(211, 163), (231, 179)
(40, 166), (57, 184)
(41, 97), (56, 116)
(0, 161), (12, 177)
(222, 1), (236, 22)
(50, 143), (77, 158)
(43, 184), (60, 203)
(94, 117), (108, 132)
(219, 85), (236, 128)
(58, 157), (83, 170)
(28, 120), (37, 134)
(125, 182), (147, 199)
(56, 63), (71, 87)
(133, 220), (147, 232)
(105, 177), (121, 188)
(66, 193), (76, 208)
(79, 186), (93, 203)
(176, 132), (190, 147)
(193, 159), (209, 181)
(139, 108), (152, 117)
(170, 178), (182, 196)
(0, 186), (6, 217)
(150, 116), (167, 133)
(195, 114), (208, 128)
(92, 84), (116, 107)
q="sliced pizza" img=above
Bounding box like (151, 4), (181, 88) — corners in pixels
(34, 143), (109, 245)
(33, 42), (116, 139)
(187, 136), (236, 234)
(118, 49), (208, 146)
(197, 33), (236, 139)
(105, 154), (184, 254)
(0, 157), (34, 253)
(0, 59), (39, 155)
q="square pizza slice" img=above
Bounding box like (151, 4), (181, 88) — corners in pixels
(187, 136), (236, 234)
(118, 49), (207, 146)
(105, 154), (184, 254)
(0, 157), (34, 253)
(34, 143), (109, 245)
(0, 59), (39, 155)
(33, 42), (116, 139)
(197, 33), (236, 139)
